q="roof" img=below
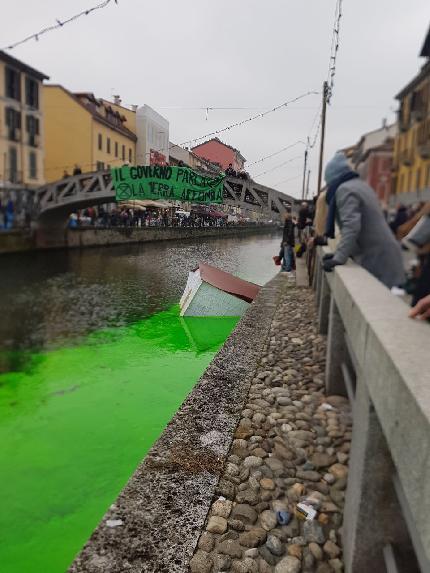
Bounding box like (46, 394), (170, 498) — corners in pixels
(197, 263), (260, 303)
(45, 85), (137, 141)
(396, 60), (430, 99)
(192, 137), (247, 163)
(0, 50), (49, 81)
(360, 141), (394, 163)
(420, 24), (430, 58)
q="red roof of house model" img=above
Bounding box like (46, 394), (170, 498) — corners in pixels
(197, 263), (260, 303)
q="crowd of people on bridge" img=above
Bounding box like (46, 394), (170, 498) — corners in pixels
(225, 163), (251, 180)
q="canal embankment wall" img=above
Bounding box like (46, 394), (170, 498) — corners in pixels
(0, 224), (280, 254)
(68, 273), (289, 573)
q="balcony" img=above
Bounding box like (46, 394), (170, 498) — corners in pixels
(28, 134), (40, 148)
(411, 108), (426, 123)
(418, 142), (430, 159)
(2, 169), (23, 185)
(7, 127), (22, 142)
(400, 149), (413, 166)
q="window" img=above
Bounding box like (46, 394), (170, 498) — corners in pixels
(416, 168), (421, 191)
(107, 137), (111, 154)
(26, 115), (40, 146)
(427, 164), (430, 187)
(122, 145), (125, 161)
(8, 147), (18, 182)
(407, 170), (412, 192)
(5, 107), (21, 141)
(25, 77), (39, 108)
(115, 142), (118, 157)
(96, 161), (105, 171)
(129, 148), (132, 163)
(5, 67), (21, 100)
(400, 173), (404, 193)
(29, 151), (37, 179)
(98, 133), (103, 151)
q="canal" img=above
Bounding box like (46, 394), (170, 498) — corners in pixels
(0, 232), (281, 573)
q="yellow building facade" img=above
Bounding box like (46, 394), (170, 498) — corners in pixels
(394, 27), (430, 198)
(44, 87), (137, 182)
(0, 50), (48, 188)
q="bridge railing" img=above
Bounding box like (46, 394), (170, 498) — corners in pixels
(313, 247), (429, 573)
(35, 170), (295, 220)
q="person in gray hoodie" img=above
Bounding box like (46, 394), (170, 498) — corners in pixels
(322, 152), (405, 289)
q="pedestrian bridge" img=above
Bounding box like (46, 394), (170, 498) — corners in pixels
(35, 170), (295, 227)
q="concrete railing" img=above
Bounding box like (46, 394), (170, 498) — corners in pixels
(313, 247), (430, 573)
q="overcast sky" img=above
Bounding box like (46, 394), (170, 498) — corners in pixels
(3, 0), (429, 197)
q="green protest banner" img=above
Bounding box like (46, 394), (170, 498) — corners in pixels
(111, 165), (225, 205)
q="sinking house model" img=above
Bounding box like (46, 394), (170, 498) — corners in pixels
(180, 263), (260, 317)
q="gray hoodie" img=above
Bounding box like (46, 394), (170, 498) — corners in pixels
(325, 154), (405, 289)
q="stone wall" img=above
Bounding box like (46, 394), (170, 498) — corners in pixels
(0, 224), (279, 254)
(0, 229), (34, 254)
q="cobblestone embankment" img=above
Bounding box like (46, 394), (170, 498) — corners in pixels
(190, 284), (352, 573)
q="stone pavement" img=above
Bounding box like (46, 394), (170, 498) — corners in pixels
(190, 278), (352, 573)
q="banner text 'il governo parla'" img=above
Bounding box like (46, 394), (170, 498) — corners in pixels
(111, 165), (225, 205)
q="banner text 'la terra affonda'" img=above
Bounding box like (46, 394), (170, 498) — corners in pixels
(111, 165), (225, 205)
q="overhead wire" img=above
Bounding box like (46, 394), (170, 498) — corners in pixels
(2, 0), (118, 51)
(179, 91), (320, 148)
(253, 155), (302, 179)
(247, 140), (307, 168)
(326, 0), (343, 104)
(273, 173), (303, 187)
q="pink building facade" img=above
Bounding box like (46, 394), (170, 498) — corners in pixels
(358, 143), (394, 204)
(191, 138), (246, 171)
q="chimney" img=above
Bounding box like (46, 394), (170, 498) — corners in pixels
(382, 117), (387, 129)
(113, 95), (122, 105)
(131, 104), (138, 112)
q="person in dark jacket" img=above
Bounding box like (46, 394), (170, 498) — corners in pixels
(279, 208), (296, 272)
(225, 163), (237, 177)
(390, 204), (408, 235)
(322, 152), (405, 289)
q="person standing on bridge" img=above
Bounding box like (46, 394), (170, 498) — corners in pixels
(322, 152), (405, 289)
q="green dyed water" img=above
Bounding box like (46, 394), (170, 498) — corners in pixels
(0, 233), (281, 573)
(0, 307), (238, 573)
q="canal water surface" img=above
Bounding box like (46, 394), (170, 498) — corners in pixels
(0, 233), (281, 573)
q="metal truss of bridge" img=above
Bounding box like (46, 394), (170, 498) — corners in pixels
(35, 170), (295, 227)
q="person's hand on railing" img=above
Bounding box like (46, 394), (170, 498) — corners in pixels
(322, 252), (341, 272)
(409, 294), (430, 320)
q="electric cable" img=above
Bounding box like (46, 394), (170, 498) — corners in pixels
(179, 91), (320, 148)
(2, 0), (118, 51)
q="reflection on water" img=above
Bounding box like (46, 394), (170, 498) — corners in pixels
(0, 233), (281, 355)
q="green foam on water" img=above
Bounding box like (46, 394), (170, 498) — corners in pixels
(0, 306), (238, 573)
